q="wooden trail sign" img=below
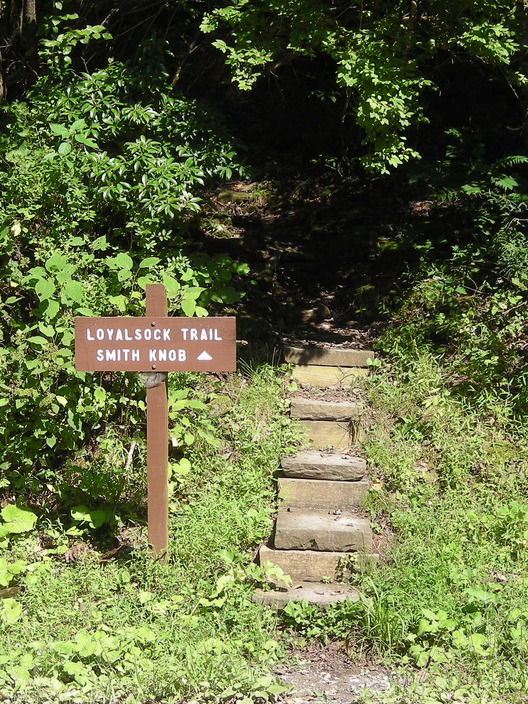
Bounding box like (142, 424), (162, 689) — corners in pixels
(74, 284), (236, 556)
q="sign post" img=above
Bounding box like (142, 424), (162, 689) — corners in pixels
(145, 284), (169, 557)
(74, 284), (236, 557)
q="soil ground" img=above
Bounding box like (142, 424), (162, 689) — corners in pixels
(275, 642), (395, 703)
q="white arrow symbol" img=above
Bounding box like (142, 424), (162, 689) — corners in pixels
(197, 350), (213, 361)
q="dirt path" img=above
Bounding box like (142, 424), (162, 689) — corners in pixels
(275, 642), (395, 703)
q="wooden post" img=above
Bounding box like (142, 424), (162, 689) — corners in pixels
(74, 289), (236, 559)
(145, 284), (169, 558)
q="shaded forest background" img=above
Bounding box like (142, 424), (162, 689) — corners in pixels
(2, 4), (528, 702)
(0, 0), (527, 514)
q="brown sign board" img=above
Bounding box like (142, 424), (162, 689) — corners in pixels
(75, 316), (236, 372)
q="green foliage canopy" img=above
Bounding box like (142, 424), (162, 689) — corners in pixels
(0, 27), (246, 501)
(202, 0), (524, 171)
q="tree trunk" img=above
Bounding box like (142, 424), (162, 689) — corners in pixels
(0, 0), (38, 101)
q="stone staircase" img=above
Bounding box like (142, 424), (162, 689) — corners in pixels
(254, 344), (376, 609)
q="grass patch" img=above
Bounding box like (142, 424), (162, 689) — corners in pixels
(0, 364), (293, 703)
(359, 355), (528, 702)
(279, 353), (528, 702)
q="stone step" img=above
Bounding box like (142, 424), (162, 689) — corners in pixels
(297, 419), (363, 448)
(281, 451), (367, 481)
(259, 546), (378, 585)
(285, 346), (375, 368)
(278, 477), (369, 510)
(259, 545), (357, 583)
(291, 397), (364, 421)
(274, 508), (372, 552)
(292, 365), (368, 388)
(253, 582), (359, 610)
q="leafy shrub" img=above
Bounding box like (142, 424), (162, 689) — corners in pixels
(0, 35), (246, 510)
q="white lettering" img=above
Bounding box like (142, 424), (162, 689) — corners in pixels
(106, 349), (116, 361)
(89, 327), (177, 343)
(190, 328), (198, 341)
(200, 329), (208, 341)
(181, 328), (189, 340)
(132, 350), (140, 361)
(158, 349), (167, 361)
(214, 329), (222, 341)
(149, 349), (157, 362)
(96, 349), (104, 361)
(178, 349), (186, 361)
(168, 350), (176, 361)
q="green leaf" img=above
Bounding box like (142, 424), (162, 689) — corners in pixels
(26, 336), (49, 346)
(117, 268), (132, 282)
(0, 598), (22, 625)
(108, 295), (127, 312)
(62, 281), (83, 303)
(71, 505), (113, 528)
(38, 323), (56, 337)
(45, 299), (60, 319)
(115, 253), (133, 270)
(88, 508), (113, 528)
(63, 660), (86, 678)
(1, 505), (37, 533)
(181, 298), (196, 316)
(0, 560), (11, 587)
(58, 142), (72, 156)
(139, 257), (161, 269)
(91, 235), (109, 250)
(71, 506), (91, 523)
(172, 458), (191, 476)
(71, 118), (87, 131)
(45, 253), (68, 273)
(494, 175), (518, 191)
(184, 286), (205, 300)
(74, 133), (98, 149)
(35, 278), (55, 301)
(49, 123), (69, 138)
(137, 275), (153, 290)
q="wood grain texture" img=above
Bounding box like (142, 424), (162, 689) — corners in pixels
(146, 285), (169, 558)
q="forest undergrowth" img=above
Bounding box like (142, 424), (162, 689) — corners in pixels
(0, 364), (298, 703)
(1, 5), (528, 702)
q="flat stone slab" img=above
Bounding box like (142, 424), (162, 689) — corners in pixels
(291, 398), (364, 421)
(281, 451), (367, 481)
(297, 420), (365, 448)
(274, 509), (372, 552)
(285, 346), (375, 368)
(297, 419), (362, 448)
(259, 546), (353, 583)
(278, 477), (369, 510)
(253, 582), (359, 610)
(292, 365), (369, 388)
